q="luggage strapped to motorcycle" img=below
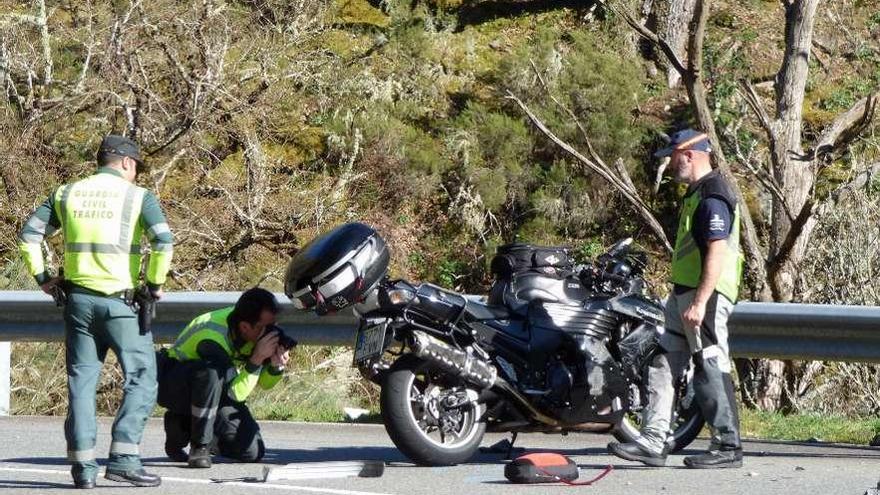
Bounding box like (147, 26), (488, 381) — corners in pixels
(490, 243), (574, 279)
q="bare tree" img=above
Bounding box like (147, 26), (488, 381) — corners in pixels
(0, 0), (330, 290)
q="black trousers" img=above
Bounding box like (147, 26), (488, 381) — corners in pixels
(156, 350), (265, 462)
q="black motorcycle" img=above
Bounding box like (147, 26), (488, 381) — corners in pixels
(349, 237), (705, 466)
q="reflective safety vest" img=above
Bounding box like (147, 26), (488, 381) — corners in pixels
(669, 172), (744, 302)
(53, 172), (148, 294)
(168, 307), (282, 402)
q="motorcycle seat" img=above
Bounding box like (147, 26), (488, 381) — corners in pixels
(463, 300), (512, 321)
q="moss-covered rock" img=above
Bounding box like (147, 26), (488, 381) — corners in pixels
(334, 0), (390, 28)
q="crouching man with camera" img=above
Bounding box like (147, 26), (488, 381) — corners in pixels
(156, 288), (295, 468)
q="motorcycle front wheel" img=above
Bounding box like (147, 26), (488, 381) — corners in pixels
(380, 355), (486, 466)
(612, 369), (705, 454)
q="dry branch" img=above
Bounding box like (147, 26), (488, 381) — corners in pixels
(599, 0), (687, 77)
(507, 91), (672, 252)
(739, 80), (777, 147)
(814, 93), (879, 163)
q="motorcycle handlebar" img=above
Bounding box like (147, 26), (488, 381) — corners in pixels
(577, 264), (628, 288)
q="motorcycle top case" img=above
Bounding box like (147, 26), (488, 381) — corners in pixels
(490, 243), (574, 278)
(504, 453), (579, 484)
(284, 222), (389, 315)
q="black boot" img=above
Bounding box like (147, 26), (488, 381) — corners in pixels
(188, 444), (212, 469)
(104, 468), (161, 487)
(73, 478), (96, 489)
(607, 441), (667, 467)
(165, 446), (188, 462)
(164, 411), (190, 462)
(683, 449), (743, 469)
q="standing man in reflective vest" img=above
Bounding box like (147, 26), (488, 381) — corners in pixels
(608, 129), (744, 468)
(156, 287), (290, 468)
(18, 135), (174, 489)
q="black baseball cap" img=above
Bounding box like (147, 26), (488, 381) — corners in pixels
(654, 129), (712, 158)
(97, 134), (145, 168)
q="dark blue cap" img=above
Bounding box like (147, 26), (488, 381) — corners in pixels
(98, 134), (144, 166)
(654, 129), (712, 158)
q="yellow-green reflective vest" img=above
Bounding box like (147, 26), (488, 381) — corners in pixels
(168, 307), (281, 401)
(669, 173), (744, 302)
(53, 172), (146, 294)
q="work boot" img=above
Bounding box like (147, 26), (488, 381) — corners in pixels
(71, 463), (98, 489)
(163, 411), (191, 462)
(165, 445), (188, 463)
(188, 444), (212, 469)
(683, 449), (743, 469)
(104, 468), (161, 487)
(607, 441), (667, 467)
(73, 477), (96, 489)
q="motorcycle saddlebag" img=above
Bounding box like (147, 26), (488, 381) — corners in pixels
(490, 243), (574, 278)
(504, 453), (579, 484)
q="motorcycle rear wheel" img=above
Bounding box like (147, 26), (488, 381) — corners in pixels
(380, 355), (486, 466)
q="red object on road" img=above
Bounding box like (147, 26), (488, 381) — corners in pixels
(504, 452), (613, 486)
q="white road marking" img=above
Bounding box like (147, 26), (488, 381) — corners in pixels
(0, 465), (394, 495)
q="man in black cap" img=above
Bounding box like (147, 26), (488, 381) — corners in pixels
(156, 288), (290, 468)
(18, 134), (174, 488)
(608, 129), (744, 468)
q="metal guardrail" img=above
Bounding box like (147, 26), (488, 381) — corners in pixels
(727, 302), (880, 363)
(1, 291), (880, 361)
(3, 291), (880, 414)
(0, 290), (360, 416)
(0, 291), (358, 346)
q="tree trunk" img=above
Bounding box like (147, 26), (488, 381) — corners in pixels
(36, 0), (52, 88)
(748, 0), (821, 410)
(664, 0), (697, 88)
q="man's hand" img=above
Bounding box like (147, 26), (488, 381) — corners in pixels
(40, 277), (62, 295)
(270, 347), (290, 369)
(682, 300), (707, 331)
(249, 331), (279, 366)
(150, 288), (164, 301)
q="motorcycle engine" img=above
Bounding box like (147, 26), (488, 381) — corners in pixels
(545, 361), (574, 406)
(530, 303), (629, 424)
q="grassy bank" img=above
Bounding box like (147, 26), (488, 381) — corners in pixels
(12, 342), (880, 444)
(740, 409), (880, 445)
(10, 342), (378, 423)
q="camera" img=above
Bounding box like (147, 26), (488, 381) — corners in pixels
(266, 324), (298, 350)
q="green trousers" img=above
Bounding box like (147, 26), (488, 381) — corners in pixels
(63, 290), (157, 480)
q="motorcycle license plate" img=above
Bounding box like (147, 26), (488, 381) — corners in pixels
(354, 323), (387, 363)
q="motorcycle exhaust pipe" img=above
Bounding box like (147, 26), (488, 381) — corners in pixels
(410, 331), (497, 388)
(409, 331), (566, 428)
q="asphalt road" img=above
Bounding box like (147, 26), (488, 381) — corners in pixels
(1, 416), (879, 494)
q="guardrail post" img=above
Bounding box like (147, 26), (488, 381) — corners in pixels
(0, 342), (10, 416)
